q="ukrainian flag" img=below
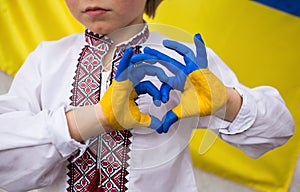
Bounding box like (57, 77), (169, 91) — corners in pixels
(0, 0), (299, 191)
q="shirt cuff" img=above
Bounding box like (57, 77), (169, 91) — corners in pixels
(219, 86), (257, 135)
(47, 106), (88, 158)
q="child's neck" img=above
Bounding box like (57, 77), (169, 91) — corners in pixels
(101, 23), (147, 72)
(107, 23), (146, 45)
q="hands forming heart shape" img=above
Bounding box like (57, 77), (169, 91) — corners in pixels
(100, 33), (227, 134)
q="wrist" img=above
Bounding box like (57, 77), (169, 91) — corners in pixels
(94, 103), (113, 132)
(66, 104), (111, 142)
(224, 87), (242, 122)
(66, 110), (83, 142)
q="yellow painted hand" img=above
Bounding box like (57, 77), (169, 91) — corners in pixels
(144, 34), (227, 133)
(172, 69), (227, 118)
(100, 47), (168, 131)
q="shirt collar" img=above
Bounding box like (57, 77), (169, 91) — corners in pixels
(84, 30), (113, 49)
(84, 23), (149, 50)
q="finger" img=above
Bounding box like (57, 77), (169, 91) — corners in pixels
(194, 33), (208, 68)
(162, 40), (198, 74)
(195, 33), (205, 45)
(163, 39), (196, 66)
(132, 64), (169, 83)
(130, 54), (157, 65)
(157, 110), (179, 134)
(135, 81), (161, 106)
(156, 125), (163, 134)
(115, 47), (134, 81)
(162, 111), (179, 133)
(167, 74), (186, 92)
(160, 83), (172, 103)
(143, 47), (185, 74)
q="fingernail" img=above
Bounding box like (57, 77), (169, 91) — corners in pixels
(154, 100), (161, 106)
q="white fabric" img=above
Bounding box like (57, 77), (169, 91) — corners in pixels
(0, 31), (294, 192)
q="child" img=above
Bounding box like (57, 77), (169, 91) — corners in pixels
(0, 0), (294, 191)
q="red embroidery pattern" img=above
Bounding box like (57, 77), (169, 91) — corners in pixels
(68, 27), (149, 192)
(68, 137), (99, 191)
(96, 45), (142, 192)
(99, 130), (132, 192)
(68, 30), (112, 192)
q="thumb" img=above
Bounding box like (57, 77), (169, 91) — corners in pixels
(157, 110), (179, 134)
(149, 115), (162, 130)
(115, 47), (134, 81)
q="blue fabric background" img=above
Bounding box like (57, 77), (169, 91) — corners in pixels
(252, 0), (300, 17)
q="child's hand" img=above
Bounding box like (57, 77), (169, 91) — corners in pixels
(99, 47), (168, 131)
(144, 34), (227, 133)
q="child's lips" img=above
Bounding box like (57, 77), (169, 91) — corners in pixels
(84, 7), (109, 16)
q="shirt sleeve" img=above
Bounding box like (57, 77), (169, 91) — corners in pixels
(205, 48), (295, 158)
(0, 43), (87, 191)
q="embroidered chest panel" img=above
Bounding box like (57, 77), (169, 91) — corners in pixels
(67, 28), (148, 192)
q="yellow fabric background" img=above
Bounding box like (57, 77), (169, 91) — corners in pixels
(0, 0), (84, 75)
(0, 0), (299, 191)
